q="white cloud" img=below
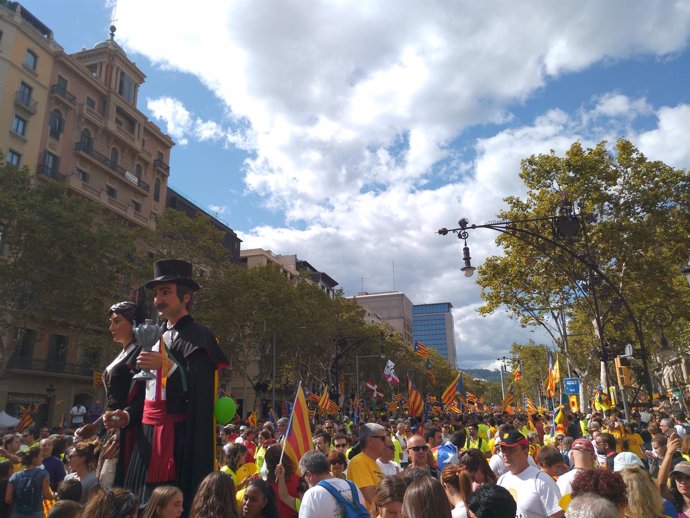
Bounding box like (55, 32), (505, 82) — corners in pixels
(113, 1), (690, 367)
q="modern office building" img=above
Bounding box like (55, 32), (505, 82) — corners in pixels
(350, 291), (413, 346)
(0, 3), (174, 426)
(412, 302), (457, 367)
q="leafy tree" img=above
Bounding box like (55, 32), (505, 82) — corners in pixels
(476, 140), (690, 397)
(0, 162), (136, 375)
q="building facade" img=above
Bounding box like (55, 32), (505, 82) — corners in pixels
(412, 302), (457, 367)
(350, 291), (414, 346)
(0, 4), (174, 428)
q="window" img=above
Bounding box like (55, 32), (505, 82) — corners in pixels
(48, 334), (68, 364)
(44, 151), (59, 174)
(86, 96), (96, 109)
(11, 115), (26, 136)
(118, 71), (135, 102)
(24, 49), (37, 71)
(157, 151), (164, 162)
(49, 109), (64, 139)
(80, 129), (92, 150)
(57, 75), (68, 90)
(14, 329), (37, 359)
(76, 169), (89, 183)
(153, 178), (161, 202)
(110, 147), (119, 167)
(18, 82), (32, 105)
(135, 164), (142, 179)
(106, 185), (117, 199)
(132, 200), (142, 213)
(7, 149), (21, 167)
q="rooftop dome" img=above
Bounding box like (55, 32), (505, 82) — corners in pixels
(93, 25), (127, 57)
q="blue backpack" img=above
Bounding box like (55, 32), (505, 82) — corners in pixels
(13, 468), (41, 514)
(317, 480), (370, 518)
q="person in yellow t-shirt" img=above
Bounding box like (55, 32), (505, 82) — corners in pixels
(346, 423), (386, 509)
(464, 424), (490, 457)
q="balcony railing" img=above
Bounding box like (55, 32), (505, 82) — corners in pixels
(7, 357), (93, 378)
(74, 142), (150, 192)
(154, 158), (170, 173)
(15, 90), (38, 113)
(50, 84), (76, 105)
(36, 163), (66, 181)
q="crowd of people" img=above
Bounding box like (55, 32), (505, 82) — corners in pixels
(2, 259), (690, 518)
(4, 403), (690, 518)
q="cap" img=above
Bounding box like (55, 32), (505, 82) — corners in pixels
(239, 425), (247, 432)
(672, 461), (690, 477)
(613, 451), (644, 472)
(571, 438), (594, 452)
(498, 430), (529, 448)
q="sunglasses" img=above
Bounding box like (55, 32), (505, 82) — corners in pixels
(408, 445), (429, 452)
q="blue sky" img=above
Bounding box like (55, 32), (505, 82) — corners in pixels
(27, 1), (690, 368)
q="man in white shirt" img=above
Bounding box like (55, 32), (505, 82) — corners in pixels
(69, 402), (86, 428)
(298, 450), (366, 518)
(557, 438), (596, 498)
(497, 430), (563, 518)
(377, 435), (400, 476)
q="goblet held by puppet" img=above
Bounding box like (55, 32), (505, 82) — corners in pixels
(132, 319), (164, 380)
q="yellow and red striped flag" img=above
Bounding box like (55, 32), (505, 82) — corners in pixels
(407, 374), (424, 416)
(281, 383), (313, 468)
(524, 396), (537, 415)
(442, 371), (462, 408)
(317, 387), (330, 415)
(247, 411), (257, 427)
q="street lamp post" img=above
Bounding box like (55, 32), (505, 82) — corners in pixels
(497, 356), (508, 400)
(439, 211), (656, 404)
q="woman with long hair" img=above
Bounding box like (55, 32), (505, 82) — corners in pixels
(82, 488), (138, 518)
(63, 441), (100, 504)
(459, 449), (496, 489)
(139, 486), (183, 518)
(669, 462), (690, 517)
(189, 471), (239, 518)
(372, 476), (406, 518)
(242, 479), (279, 518)
(222, 444), (248, 487)
(5, 447), (52, 518)
(264, 445), (298, 518)
(619, 466), (665, 518)
(441, 464), (473, 518)
(77, 300), (145, 490)
(402, 475), (452, 518)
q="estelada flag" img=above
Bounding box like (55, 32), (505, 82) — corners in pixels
(414, 341), (429, 359)
(281, 383), (313, 468)
(407, 374), (424, 416)
(442, 371), (462, 408)
(317, 387), (330, 415)
(513, 363), (522, 381)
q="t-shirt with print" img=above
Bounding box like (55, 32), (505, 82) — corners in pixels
(346, 452), (383, 509)
(298, 478), (366, 518)
(498, 465), (562, 518)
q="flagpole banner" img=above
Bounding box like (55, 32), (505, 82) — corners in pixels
(442, 371), (462, 408)
(406, 374), (424, 416)
(384, 360), (400, 385)
(280, 382), (313, 468)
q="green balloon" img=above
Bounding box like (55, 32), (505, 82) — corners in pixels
(215, 396), (236, 424)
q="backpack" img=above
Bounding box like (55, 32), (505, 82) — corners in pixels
(317, 480), (370, 518)
(13, 468), (41, 514)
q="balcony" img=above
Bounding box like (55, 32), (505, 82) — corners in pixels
(50, 84), (76, 106)
(74, 142), (150, 192)
(154, 158), (170, 173)
(7, 357), (93, 378)
(14, 90), (38, 113)
(36, 163), (66, 181)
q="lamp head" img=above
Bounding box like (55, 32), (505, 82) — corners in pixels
(461, 243), (476, 277)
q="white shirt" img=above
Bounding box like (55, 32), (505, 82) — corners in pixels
(70, 405), (86, 424)
(376, 459), (400, 476)
(556, 467), (584, 497)
(498, 465), (562, 518)
(451, 501), (468, 518)
(299, 477), (366, 518)
(490, 452), (537, 478)
(675, 424), (687, 439)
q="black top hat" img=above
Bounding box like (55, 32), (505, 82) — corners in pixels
(145, 259), (200, 291)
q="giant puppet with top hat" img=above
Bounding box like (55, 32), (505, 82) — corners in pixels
(118, 259), (228, 515)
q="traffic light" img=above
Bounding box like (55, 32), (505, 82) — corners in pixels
(614, 356), (632, 387)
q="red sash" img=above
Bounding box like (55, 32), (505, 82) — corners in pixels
(143, 399), (185, 483)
